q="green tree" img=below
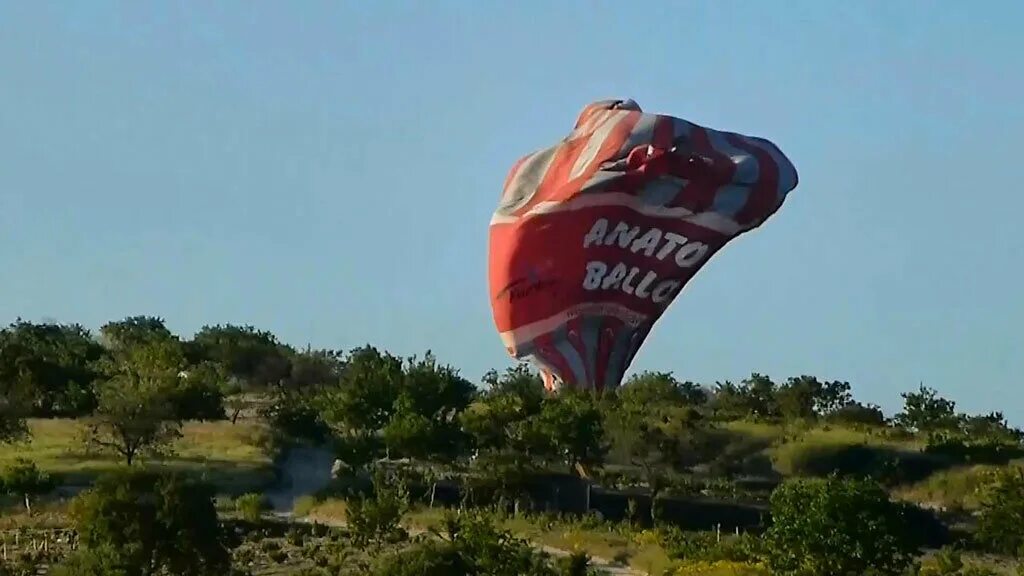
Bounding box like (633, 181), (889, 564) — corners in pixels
(826, 402), (887, 427)
(382, 352), (475, 463)
(285, 347), (345, 390)
(0, 457), (55, 514)
(173, 360), (227, 420)
(532, 391), (606, 472)
(709, 374), (779, 420)
(481, 364), (545, 409)
(775, 376), (823, 420)
(0, 320), (105, 416)
(618, 371), (707, 408)
(894, 385), (959, 435)
(261, 386), (331, 444)
(461, 367), (550, 503)
(606, 397), (715, 522)
(817, 379), (855, 416)
(764, 476), (920, 576)
(0, 393), (28, 444)
(188, 324), (293, 390)
(100, 316), (173, 350)
(85, 339), (186, 465)
(318, 346), (404, 441)
(60, 469), (230, 576)
(974, 466), (1024, 556)
(741, 373), (779, 420)
(961, 411), (1023, 445)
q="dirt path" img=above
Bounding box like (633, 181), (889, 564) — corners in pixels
(272, 512), (646, 576)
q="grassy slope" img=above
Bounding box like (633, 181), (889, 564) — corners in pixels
(719, 420), (1015, 511)
(893, 459), (1024, 511)
(0, 418), (276, 493)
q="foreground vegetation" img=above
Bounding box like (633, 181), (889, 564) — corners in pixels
(2, 315), (1024, 574)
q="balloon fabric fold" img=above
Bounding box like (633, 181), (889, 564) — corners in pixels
(488, 99), (799, 393)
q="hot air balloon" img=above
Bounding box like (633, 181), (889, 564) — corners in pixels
(488, 99), (799, 394)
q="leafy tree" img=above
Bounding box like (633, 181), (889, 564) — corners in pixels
(261, 387), (331, 444)
(0, 393), (28, 444)
(774, 376), (855, 421)
(894, 385), (959, 435)
(382, 352), (475, 464)
(741, 373), (779, 419)
(0, 320), (105, 416)
(481, 363), (545, 409)
(764, 476), (920, 576)
(99, 316), (173, 350)
(618, 371), (707, 408)
(61, 469), (230, 576)
(816, 379), (855, 416)
(531, 391), (606, 472)
(285, 347), (345, 390)
(606, 397), (716, 522)
(258, 349), (346, 440)
(775, 376), (822, 420)
(709, 374), (779, 421)
(960, 411), (1023, 445)
(85, 339), (186, 465)
(173, 360), (227, 420)
(0, 457), (55, 514)
(318, 345), (404, 441)
(188, 324), (293, 390)
(826, 401), (887, 427)
(974, 466), (1024, 556)
(460, 367), (555, 507)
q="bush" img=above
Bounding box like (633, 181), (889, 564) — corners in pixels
(0, 457), (55, 514)
(293, 495), (319, 516)
(974, 467), (1024, 556)
(346, 470), (410, 547)
(669, 560), (771, 576)
(659, 528), (762, 564)
(60, 469), (230, 576)
(50, 545), (131, 576)
(764, 476), (921, 576)
(173, 378), (227, 421)
(826, 403), (886, 427)
(370, 512), (557, 576)
(916, 547), (1001, 576)
(235, 492), (270, 522)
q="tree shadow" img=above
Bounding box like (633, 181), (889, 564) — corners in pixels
(702, 427), (781, 480)
(43, 453), (276, 496)
(788, 444), (948, 486)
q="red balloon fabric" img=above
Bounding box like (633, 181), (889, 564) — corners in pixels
(488, 99), (799, 393)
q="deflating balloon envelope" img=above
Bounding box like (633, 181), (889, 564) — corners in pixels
(488, 99), (799, 393)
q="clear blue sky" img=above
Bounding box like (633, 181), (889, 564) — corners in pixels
(2, 2), (1021, 423)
